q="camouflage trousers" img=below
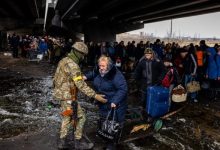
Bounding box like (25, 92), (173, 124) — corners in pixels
(60, 100), (86, 140)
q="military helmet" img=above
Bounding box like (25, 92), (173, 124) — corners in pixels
(144, 48), (153, 54)
(72, 42), (88, 55)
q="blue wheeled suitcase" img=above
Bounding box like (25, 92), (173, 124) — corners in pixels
(146, 86), (170, 118)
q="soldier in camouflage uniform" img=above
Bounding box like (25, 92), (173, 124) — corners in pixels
(53, 42), (107, 150)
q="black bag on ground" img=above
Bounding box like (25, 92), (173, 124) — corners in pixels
(97, 108), (121, 142)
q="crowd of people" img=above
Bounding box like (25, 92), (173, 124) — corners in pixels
(53, 39), (220, 150)
(87, 39), (220, 92)
(6, 33), (220, 150)
(7, 33), (73, 63)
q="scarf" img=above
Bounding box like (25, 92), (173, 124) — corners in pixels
(67, 50), (81, 64)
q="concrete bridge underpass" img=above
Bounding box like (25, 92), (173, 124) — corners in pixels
(0, 0), (220, 47)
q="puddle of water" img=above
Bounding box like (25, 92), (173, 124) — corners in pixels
(0, 71), (59, 139)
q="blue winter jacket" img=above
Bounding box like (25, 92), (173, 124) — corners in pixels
(215, 53), (220, 78)
(38, 42), (48, 54)
(85, 65), (128, 123)
(206, 47), (219, 79)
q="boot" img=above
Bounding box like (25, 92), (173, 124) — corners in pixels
(75, 139), (94, 150)
(57, 138), (68, 150)
(106, 142), (116, 150)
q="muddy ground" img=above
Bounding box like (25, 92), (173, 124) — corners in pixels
(0, 52), (220, 150)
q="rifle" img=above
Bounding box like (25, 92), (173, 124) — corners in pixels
(71, 101), (78, 130)
(70, 86), (78, 130)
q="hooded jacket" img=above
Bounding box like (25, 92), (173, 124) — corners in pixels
(134, 57), (165, 90)
(206, 47), (219, 79)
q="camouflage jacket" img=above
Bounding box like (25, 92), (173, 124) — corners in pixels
(53, 57), (96, 100)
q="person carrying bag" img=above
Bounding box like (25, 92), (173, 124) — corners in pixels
(186, 78), (201, 93)
(172, 85), (187, 102)
(97, 108), (122, 143)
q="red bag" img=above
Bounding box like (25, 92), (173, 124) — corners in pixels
(162, 69), (174, 88)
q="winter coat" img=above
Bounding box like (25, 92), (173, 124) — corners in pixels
(107, 46), (115, 57)
(134, 58), (165, 91)
(183, 53), (197, 75)
(38, 42), (48, 54)
(163, 66), (180, 87)
(206, 47), (219, 79)
(174, 55), (185, 78)
(85, 65), (128, 123)
(216, 54), (220, 78)
(152, 44), (163, 60)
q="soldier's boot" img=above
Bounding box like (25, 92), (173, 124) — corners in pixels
(75, 139), (94, 150)
(57, 138), (68, 150)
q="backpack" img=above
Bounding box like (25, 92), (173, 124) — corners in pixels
(162, 69), (174, 88)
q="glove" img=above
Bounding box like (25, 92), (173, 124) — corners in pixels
(94, 94), (107, 103)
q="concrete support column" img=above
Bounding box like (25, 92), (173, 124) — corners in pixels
(84, 21), (116, 43)
(0, 31), (7, 51)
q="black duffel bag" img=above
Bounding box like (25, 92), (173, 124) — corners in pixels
(97, 108), (122, 142)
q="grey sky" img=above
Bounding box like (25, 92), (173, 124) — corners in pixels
(128, 12), (220, 38)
